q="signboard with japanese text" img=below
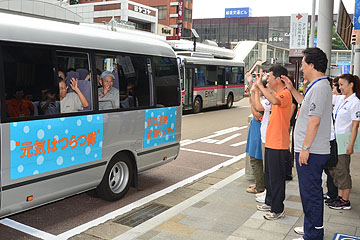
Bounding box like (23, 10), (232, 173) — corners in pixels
(178, 22), (183, 37)
(144, 108), (177, 149)
(290, 13), (308, 49)
(268, 32), (284, 43)
(225, 8), (251, 18)
(355, 0), (360, 30)
(10, 115), (103, 180)
(336, 0), (353, 49)
(178, 0), (184, 20)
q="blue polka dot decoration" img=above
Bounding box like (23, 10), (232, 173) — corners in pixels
(10, 114), (103, 180)
(144, 107), (177, 149)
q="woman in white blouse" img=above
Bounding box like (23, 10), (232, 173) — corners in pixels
(329, 74), (360, 210)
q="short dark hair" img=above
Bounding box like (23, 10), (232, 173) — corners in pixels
(303, 48), (328, 73)
(269, 65), (288, 79)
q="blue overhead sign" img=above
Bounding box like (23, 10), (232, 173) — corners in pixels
(355, 0), (360, 29)
(337, 62), (350, 74)
(225, 8), (252, 18)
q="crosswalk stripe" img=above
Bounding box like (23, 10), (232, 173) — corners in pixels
(230, 141), (247, 147)
(215, 133), (241, 145)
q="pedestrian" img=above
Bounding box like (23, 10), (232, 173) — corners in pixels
(328, 74), (360, 210)
(284, 47), (332, 240)
(245, 73), (265, 194)
(255, 65), (292, 220)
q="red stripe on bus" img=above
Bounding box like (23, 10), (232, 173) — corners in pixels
(193, 86), (217, 91)
(194, 84), (245, 91)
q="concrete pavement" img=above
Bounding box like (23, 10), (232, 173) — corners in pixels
(70, 152), (360, 240)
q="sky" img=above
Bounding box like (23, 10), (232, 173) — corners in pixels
(192, 0), (356, 19)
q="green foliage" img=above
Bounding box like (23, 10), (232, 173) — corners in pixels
(70, 0), (79, 5)
(307, 25), (347, 50)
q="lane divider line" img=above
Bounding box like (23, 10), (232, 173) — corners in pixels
(113, 165), (246, 240)
(0, 218), (57, 240)
(56, 153), (246, 239)
(180, 148), (236, 158)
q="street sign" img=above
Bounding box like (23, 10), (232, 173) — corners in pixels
(337, 62), (350, 74)
(355, 0), (360, 30)
(225, 8), (252, 18)
(178, 22), (183, 37)
(290, 13), (308, 50)
(336, 0), (353, 50)
(178, 0), (184, 20)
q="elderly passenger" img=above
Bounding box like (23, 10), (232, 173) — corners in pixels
(59, 78), (89, 113)
(98, 71), (119, 110)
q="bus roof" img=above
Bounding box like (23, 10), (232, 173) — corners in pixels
(179, 55), (244, 66)
(0, 12), (176, 58)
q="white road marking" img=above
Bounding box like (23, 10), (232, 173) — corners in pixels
(181, 126), (247, 147)
(231, 141), (247, 147)
(56, 153), (246, 239)
(215, 133), (241, 145)
(180, 148), (235, 158)
(200, 139), (213, 143)
(113, 163), (246, 240)
(207, 139), (219, 143)
(0, 219), (57, 240)
(180, 139), (192, 145)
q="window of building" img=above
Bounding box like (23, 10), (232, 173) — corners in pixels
(184, 8), (192, 23)
(220, 24), (229, 44)
(153, 57), (180, 107)
(238, 24), (248, 40)
(155, 5), (167, 20)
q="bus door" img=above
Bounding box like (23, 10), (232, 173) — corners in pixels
(184, 67), (194, 108)
(217, 66), (226, 105)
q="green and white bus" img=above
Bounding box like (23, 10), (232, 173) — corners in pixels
(0, 12), (181, 218)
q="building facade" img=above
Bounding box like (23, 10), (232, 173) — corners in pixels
(79, 0), (193, 37)
(193, 16), (291, 49)
(69, 0), (158, 33)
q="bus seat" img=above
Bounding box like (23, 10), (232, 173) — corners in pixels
(77, 80), (92, 110)
(65, 71), (80, 86)
(76, 68), (89, 80)
(32, 101), (39, 116)
(113, 73), (119, 89)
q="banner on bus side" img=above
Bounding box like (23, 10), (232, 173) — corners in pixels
(144, 107), (177, 149)
(10, 114), (103, 180)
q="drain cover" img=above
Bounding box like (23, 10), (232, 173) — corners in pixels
(115, 203), (170, 227)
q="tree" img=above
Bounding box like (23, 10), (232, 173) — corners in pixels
(307, 26), (347, 50)
(70, 0), (79, 5)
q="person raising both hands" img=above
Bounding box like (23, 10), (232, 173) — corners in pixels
(59, 77), (89, 113)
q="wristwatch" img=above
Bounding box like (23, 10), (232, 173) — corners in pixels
(302, 145), (310, 151)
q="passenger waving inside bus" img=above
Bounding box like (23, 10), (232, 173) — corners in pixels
(59, 77), (89, 113)
(98, 71), (120, 110)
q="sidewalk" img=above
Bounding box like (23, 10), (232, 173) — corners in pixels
(70, 153), (360, 240)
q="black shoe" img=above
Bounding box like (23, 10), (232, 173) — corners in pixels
(286, 175), (293, 181)
(326, 196), (342, 206)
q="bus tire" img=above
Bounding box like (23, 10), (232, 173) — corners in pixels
(193, 96), (202, 114)
(226, 94), (233, 109)
(96, 153), (133, 201)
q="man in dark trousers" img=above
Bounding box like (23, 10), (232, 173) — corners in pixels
(283, 48), (332, 240)
(255, 65), (292, 220)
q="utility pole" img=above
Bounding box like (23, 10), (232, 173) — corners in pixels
(309, 0), (316, 47)
(317, 0), (333, 75)
(354, 31), (360, 76)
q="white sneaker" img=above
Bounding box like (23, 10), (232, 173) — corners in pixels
(292, 237), (304, 240)
(257, 204), (271, 212)
(255, 195), (265, 203)
(294, 226), (304, 235)
(256, 190), (266, 198)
